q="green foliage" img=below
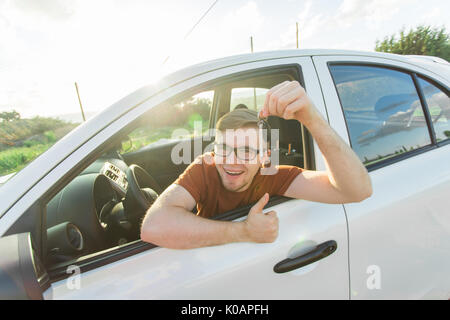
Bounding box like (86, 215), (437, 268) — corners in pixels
(375, 25), (450, 61)
(142, 97), (212, 129)
(0, 143), (52, 175)
(0, 112), (79, 176)
(0, 115), (70, 148)
(0, 110), (20, 122)
(123, 97), (212, 154)
(44, 130), (56, 143)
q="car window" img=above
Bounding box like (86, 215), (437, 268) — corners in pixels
(329, 65), (432, 166)
(417, 77), (450, 143)
(230, 87), (268, 112)
(121, 90), (214, 153)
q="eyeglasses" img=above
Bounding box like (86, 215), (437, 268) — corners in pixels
(213, 143), (260, 161)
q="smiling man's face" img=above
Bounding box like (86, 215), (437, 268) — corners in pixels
(214, 127), (263, 192)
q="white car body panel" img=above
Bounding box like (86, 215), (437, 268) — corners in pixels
(1, 49), (449, 299)
(313, 55), (450, 299)
(45, 200), (348, 299)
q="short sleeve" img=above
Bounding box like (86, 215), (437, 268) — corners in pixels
(173, 159), (205, 204)
(272, 165), (303, 196)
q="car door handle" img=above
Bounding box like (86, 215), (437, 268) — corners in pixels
(273, 240), (337, 273)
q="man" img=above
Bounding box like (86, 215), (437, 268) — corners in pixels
(141, 81), (372, 249)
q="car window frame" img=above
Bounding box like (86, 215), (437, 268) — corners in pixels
(327, 61), (450, 172)
(415, 74), (450, 147)
(42, 62), (316, 283)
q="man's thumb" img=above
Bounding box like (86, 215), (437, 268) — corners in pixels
(251, 193), (269, 213)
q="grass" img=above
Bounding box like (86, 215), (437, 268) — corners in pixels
(0, 122), (79, 177)
(0, 143), (53, 175)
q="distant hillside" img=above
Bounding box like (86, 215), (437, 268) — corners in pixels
(0, 116), (78, 149)
(0, 116), (80, 175)
(53, 111), (97, 123)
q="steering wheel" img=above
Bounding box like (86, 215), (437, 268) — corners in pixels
(126, 164), (163, 212)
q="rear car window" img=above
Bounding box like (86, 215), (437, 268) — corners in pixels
(329, 65), (432, 166)
(417, 77), (450, 143)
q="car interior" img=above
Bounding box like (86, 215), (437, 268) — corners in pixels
(42, 65), (315, 279)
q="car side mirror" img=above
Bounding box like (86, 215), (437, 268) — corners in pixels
(0, 233), (49, 300)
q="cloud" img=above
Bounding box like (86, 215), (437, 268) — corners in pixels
(0, 0), (203, 117)
(219, 0), (264, 47)
(222, 1), (264, 33)
(336, 0), (414, 29)
(12, 0), (76, 20)
(273, 0), (424, 51)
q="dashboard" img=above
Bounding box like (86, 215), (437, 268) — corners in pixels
(46, 156), (132, 258)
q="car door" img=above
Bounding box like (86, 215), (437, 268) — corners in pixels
(313, 55), (450, 299)
(35, 56), (350, 300)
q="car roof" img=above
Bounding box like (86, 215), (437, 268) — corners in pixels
(1, 49), (449, 217)
(163, 49), (450, 85)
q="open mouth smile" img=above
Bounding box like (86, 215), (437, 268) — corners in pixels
(224, 169), (244, 177)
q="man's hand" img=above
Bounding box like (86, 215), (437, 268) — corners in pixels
(260, 81), (319, 127)
(243, 193), (279, 243)
(261, 82), (373, 204)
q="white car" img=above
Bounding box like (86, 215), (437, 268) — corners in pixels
(0, 49), (449, 300)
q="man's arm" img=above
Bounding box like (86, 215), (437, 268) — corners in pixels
(140, 184), (278, 249)
(261, 81), (373, 204)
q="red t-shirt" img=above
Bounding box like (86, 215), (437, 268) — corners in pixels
(174, 153), (303, 218)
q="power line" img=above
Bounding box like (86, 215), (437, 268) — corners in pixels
(162, 0), (219, 65)
(183, 0), (219, 41)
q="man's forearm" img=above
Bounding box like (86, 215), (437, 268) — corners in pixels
(141, 206), (247, 249)
(300, 108), (372, 201)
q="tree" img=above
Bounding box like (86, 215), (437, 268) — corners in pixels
(0, 110), (21, 122)
(375, 25), (450, 62)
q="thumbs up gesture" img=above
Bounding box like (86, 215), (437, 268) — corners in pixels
(244, 193), (279, 243)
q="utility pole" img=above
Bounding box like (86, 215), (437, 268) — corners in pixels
(296, 22), (299, 48)
(74, 82), (86, 122)
(250, 36), (257, 109)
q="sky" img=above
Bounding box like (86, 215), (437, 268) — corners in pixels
(1, 0), (449, 120)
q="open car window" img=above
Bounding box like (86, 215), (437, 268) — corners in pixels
(121, 90), (214, 154)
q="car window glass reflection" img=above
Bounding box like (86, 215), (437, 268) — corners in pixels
(418, 77), (450, 142)
(330, 65), (432, 166)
